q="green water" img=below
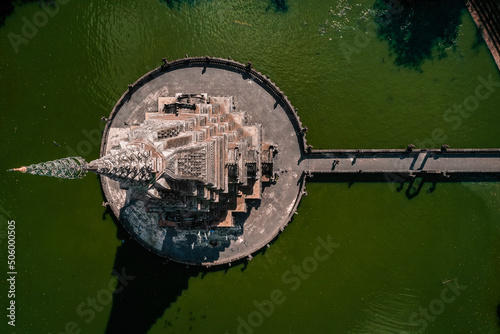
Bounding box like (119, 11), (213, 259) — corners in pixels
(1, 0), (500, 333)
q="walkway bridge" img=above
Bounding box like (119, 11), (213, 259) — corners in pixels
(300, 148), (500, 182)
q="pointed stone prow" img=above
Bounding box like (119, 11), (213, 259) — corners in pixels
(7, 157), (88, 179)
(7, 166), (28, 173)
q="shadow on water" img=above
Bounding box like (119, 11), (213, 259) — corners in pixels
(497, 303), (500, 327)
(307, 172), (500, 199)
(373, 0), (466, 70)
(472, 24), (486, 50)
(103, 211), (206, 334)
(158, 0), (210, 10)
(158, 0), (288, 12)
(266, 0), (288, 13)
(0, 0), (55, 27)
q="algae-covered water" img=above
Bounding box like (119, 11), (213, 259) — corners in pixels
(1, 0), (500, 333)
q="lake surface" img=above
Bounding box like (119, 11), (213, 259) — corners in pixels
(1, 0), (500, 333)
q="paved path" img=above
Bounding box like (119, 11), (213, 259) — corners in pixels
(302, 149), (500, 177)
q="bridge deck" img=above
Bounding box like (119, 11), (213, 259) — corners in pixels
(301, 149), (500, 177)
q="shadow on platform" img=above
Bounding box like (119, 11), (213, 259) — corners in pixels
(115, 195), (244, 264)
(373, 0), (466, 70)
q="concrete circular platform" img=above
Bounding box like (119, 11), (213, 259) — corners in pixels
(100, 57), (307, 266)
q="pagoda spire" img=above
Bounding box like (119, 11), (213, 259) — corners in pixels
(8, 157), (88, 179)
(86, 148), (156, 185)
(8, 147), (157, 185)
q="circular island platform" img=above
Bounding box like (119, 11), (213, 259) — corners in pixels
(100, 57), (307, 266)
